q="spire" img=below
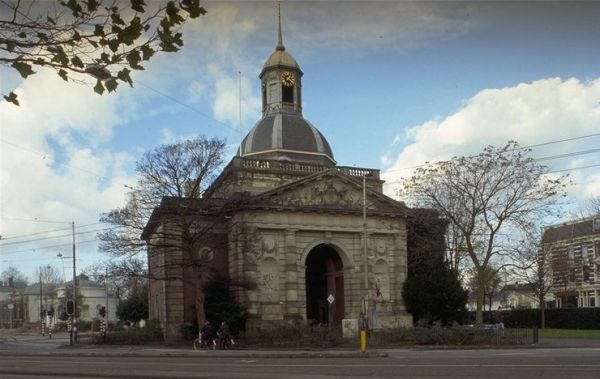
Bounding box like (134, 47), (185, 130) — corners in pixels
(276, 1), (285, 51)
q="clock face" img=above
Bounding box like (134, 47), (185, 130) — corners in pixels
(281, 71), (295, 87)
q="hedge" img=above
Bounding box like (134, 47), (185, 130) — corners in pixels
(468, 308), (600, 329)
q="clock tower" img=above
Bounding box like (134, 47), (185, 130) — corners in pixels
(259, 3), (303, 117)
(239, 3), (335, 166)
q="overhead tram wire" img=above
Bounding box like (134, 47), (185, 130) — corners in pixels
(0, 139), (137, 191)
(134, 80), (242, 134)
(382, 161), (600, 187)
(0, 226), (122, 247)
(0, 238), (102, 256)
(0, 221), (107, 241)
(382, 132), (600, 175)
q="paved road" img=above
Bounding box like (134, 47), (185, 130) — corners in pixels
(1, 348), (600, 378)
(2, 331), (600, 378)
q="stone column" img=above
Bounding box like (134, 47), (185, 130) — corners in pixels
(284, 229), (300, 318)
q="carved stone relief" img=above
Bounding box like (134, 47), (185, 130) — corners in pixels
(373, 259), (390, 301)
(276, 180), (362, 208)
(258, 257), (280, 302)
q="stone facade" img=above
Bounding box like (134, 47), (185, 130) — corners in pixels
(143, 11), (414, 340)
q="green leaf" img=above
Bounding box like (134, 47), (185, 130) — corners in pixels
(110, 13), (125, 26)
(130, 0), (145, 13)
(72, 30), (81, 41)
(84, 0), (99, 12)
(94, 24), (104, 37)
(50, 48), (69, 66)
(58, 69), (69, 81)
(181, 0), (205, 18)
(62, 0), (83, 17)
(107, 38), (120, 52)
(100, 52), (110, 63)
(165, 1), (184, 25)
(105, 77), (118, 92)
(17, 32), (26, 38)
(117, 67), (133, 86)
(126, 50), (144, 70)
(3, 92), (19, 106)
(140, 45), (154, 61)
(119, 16), (142, 45)
(36, 32), (48, 41)
(11, 61), (36, 78)
(5, 41), (16, 52)
(71, 56), (84, 68)
(93, 80), (105, 95)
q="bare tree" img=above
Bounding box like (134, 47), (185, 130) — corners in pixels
(0, 265), (27, 284)
(1, 0), (205, 105)
(468, 265), (503, 311)
(34, 265), (63, 285)
(99, 136), (227, 330)
(400, 141), (568, 325)
(513, 231), (555, 329)
(83, 258), (146, 300)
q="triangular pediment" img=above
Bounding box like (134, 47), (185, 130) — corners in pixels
(248, 169), (406, 216)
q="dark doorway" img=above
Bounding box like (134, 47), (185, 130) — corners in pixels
(305, 244), (344, 325)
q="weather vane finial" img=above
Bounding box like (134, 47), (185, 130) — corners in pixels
(276, 0), (285, 51)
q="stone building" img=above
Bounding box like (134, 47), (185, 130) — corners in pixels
(542, 216), (600, 308)
(143, 13), (415, 339)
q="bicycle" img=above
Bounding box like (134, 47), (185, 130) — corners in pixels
(193, 336), (216, 351)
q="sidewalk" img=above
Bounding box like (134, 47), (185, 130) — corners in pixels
(3, 330), (600, 358)
(538, 337), (600, 348)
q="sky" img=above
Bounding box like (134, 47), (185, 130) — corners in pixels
(1, 1), (600, 282)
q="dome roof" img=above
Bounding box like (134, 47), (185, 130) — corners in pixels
(239, 114), (335, 165)
(262, 49), (300, 71)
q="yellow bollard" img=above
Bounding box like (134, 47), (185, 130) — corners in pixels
(360, 329), (367, 353)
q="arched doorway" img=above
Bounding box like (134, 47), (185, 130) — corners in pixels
(305, 244), (344, 325)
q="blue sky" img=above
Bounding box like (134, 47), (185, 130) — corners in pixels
(1, 1), (600, 281)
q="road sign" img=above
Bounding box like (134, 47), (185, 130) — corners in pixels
(327, 294), (335, 304)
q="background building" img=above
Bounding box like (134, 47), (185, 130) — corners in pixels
(542, 216), (600, 308)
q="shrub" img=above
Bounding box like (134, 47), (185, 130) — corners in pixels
(204, 278), (246, 336)
(243, 319), (343, 348)
(92, 318), (162, 345)
(179, 322), (198, 341)
(370, 324), (523, 346)
(472, 308), (600, 329)
(403, 262), (468, 325)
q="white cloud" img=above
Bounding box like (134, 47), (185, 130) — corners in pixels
(0, 70), (136, 278)
(382, 77), (600, 208)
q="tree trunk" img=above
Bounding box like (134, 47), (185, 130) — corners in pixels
(540, 296), (546, 329)
(194, 280), (206, 333)
(476, 285), (485, 325)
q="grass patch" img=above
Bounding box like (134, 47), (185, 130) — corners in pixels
(539, 328), (600, 339)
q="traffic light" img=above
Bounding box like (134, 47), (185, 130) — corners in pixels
(99, 306), (106, 318)
(48, 307), (54, 317)
(66, 299), (74, 315)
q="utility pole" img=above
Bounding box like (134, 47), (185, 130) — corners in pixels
(39, 267), (43, 336)
(105, 267), (109, 327)
(362, 175), (368, 312)
(72, 221), (77, 343)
